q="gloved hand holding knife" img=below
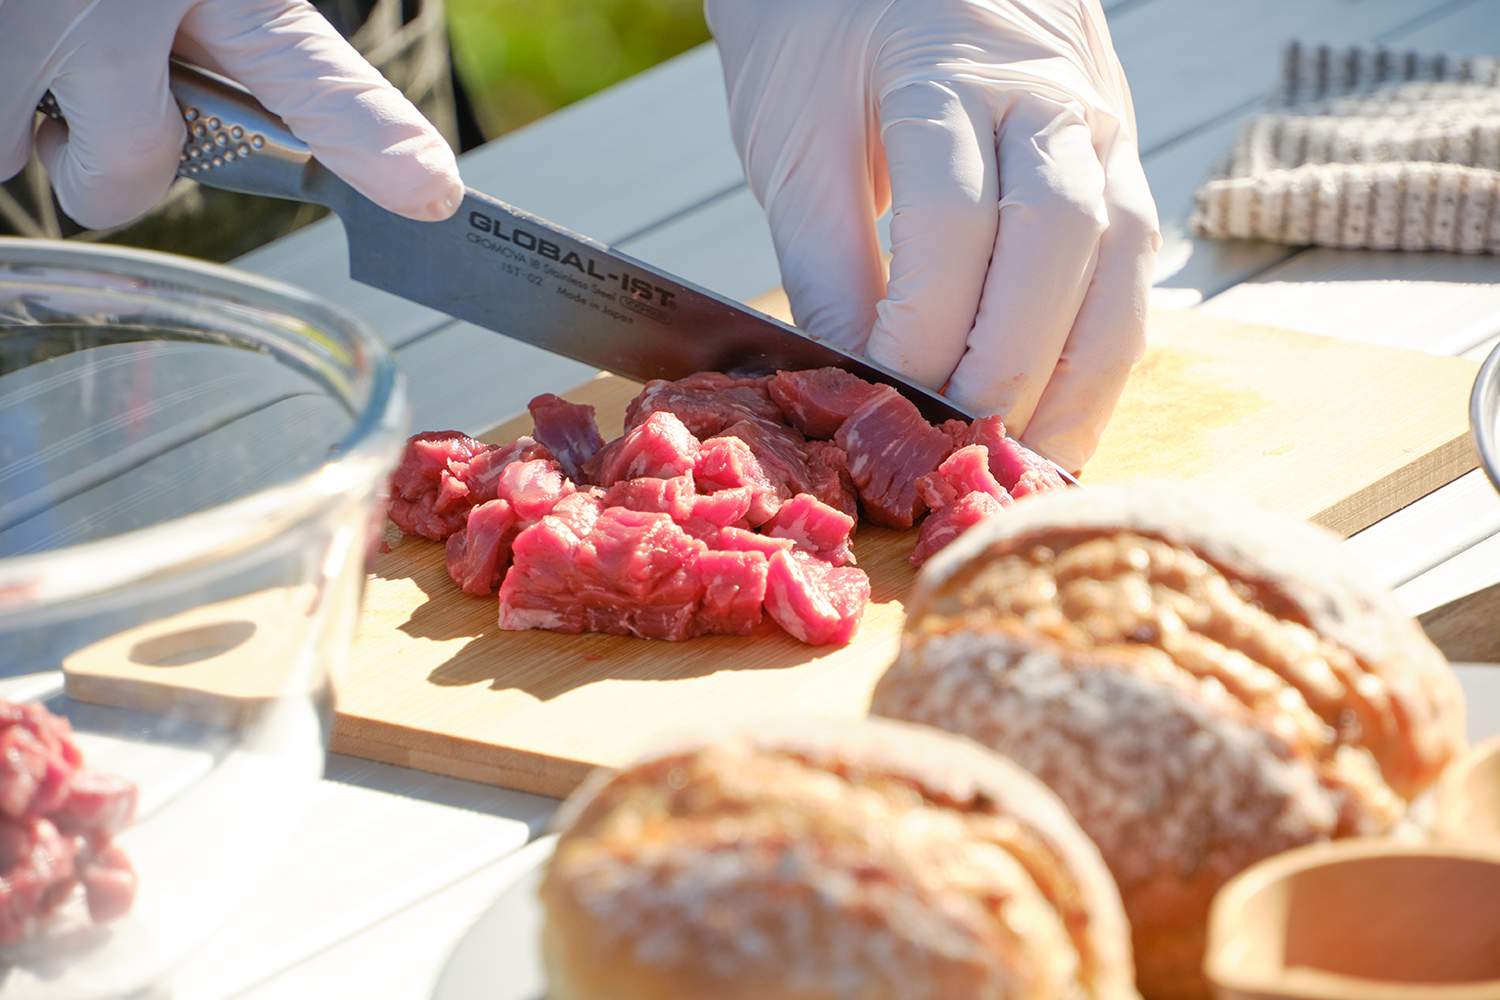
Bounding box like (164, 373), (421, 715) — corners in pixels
(0, 0), (463, 229)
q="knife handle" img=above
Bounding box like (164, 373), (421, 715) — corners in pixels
(167, 61), (344, 208)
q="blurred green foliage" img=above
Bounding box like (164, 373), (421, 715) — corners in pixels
(446, 0), (711, 139)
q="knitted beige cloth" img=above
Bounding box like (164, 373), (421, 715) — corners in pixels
(1190, 41), (1500, 253)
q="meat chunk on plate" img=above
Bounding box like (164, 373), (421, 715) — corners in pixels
(915, 445), (1013, 512)
(963, 415), (1067, 497)
(588, 411), (701, 485)
(764, 494), (856, 567)
(387, 431), (553, 540)
(765, 367), (883, 439)
(445, 499), (516, 595)
(694, 549), (769, 636)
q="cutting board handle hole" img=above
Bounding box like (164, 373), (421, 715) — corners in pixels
(129, 620), (258, 667)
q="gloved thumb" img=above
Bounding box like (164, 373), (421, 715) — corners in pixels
(178, 0), (462, 222)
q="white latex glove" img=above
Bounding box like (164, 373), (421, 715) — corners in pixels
(707, 0), (1160, 473)
(0, 0), (463, 230)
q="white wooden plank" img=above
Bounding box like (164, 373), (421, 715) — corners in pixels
(168, 756), (556, 1000)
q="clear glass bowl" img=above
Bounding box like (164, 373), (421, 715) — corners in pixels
(0, 238), (409, 997)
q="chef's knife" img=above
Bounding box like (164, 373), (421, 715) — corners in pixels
(53, 64), (1081, 482)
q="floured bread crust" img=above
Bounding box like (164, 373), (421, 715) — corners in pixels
(872, 483), (1466, 1000)
(541, 718), (1140, 1000)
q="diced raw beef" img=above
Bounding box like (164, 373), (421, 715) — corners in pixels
(80, 839), (136, 923)
(603, 475), (698, 522)
(915, 445), (1013, 512)
(763, 550), (870, 646)
(938, 418), (971, 452)
(765, 368), (883, 439)
(625, 372), (783, 437)
(690, 486), (753, 527)
(588, 411), (701, 485)
(495, 458), (574, 521)
(764, 494), (856, 566)
(499, 508), (710, 641)
(910, 491), (1009, 567)
(964, 415), (1067, 497)
(694, 436), (783, 526)
(528, 393), (605, 483)
(387, 431), (552, 540)
(712, 418), (813, 509)
(694, 549), (769, 636)
(445, 498), (516, 595)
(46, 769), (137, 838)
(717, 526), (796, 557)
(834, 385), (952, 529)
(803, 441), (859, 522)
(0, 701), (137, 941)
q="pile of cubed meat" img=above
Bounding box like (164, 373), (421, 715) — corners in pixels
(0, 700), (137, 944)
(385, 368), (1065, 646)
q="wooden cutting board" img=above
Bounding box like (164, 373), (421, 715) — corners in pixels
(332, 305), (1480, 798)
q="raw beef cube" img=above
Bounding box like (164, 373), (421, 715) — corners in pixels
(693, 549), (768, 636)
(0, 703), (79, 821)
(603, 475), (698, 522)
(495, 458), (574, 521)
(48, 769), (137, 838)
(548, 491), (607, 535)
(834, 385), (952, 529)
(445, 499), (516, 596)
(588, 411), (701, 485)
(910, 491), (1009, 567)
(915, 445), (1013, 512)
(80, 839), (135, 923)
(804, 441), (859, 522)
(714, 418), (813, 500)
(694, 436), (782, 526)
(626, 372), (783, 437)
(764, 494), (856, 566)
(717, 526), (795, 557)
(499, 508), (709, 641)
(387, 431), (552, 540)
(690, 486), (753, 527)
(0, 817), (76, 943)
(763, 550), (870, 646)
(528, 393), (605, 483)
(766, 368), (882, 439)
(965, 415), (1067, 495)
(938, 418), (971, 451)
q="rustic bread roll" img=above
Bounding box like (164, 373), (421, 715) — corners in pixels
(870, 482), (1467, 1000)
(540, 717), (1140, 1000)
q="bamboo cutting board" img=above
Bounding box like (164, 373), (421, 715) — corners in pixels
(332, 305), (1480, 798)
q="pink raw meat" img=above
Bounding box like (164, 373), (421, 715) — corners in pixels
(445, 499), (516, 595)
(964, 415), (1067, 497)
(766, 367), (882, 439)
(499, 508), (710, 641)
(625, 372), (783, 437)
(495, 458), (574, 521)
(588, 410), (701, 485)
(694, 436), (782, 526)
(693, 549), (769, 636)
(763, 550), (870, 646)
(764, 494), (856, 566)
(528, 393), (605, 483)
(717, 525), (795, 557)
(834, 385), (952, 529)
(910, 491), (1009, 567)
(804, 441), (859, 522)
(915, 445), (1013, 512)
(387, 431), (553, 540)
(603, 475), (698, 522)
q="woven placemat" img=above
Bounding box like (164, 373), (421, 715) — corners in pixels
(1191, 40), (1500, 253)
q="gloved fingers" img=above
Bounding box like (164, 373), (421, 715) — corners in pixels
(1021, 134), (1160, 473)
(942, 91), (1109, 438)
(34, 28), (191, 230)
(179, 0), (462, 222)
(861, 81), (999, 393)
(712, 0), (889, 353)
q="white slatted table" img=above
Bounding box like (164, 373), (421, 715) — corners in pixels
(163, 1), (1500, 995)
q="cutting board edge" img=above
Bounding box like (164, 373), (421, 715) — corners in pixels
(330, 719), (596, 799)
(1309, 433), (1480, 537)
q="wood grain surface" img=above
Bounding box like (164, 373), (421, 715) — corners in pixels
(332, 306), (1479, 798)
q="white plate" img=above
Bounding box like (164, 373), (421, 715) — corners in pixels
(432, 837), (555, 1000)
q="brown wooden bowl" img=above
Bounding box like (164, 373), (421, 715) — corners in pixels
(1205, 838), (1500, 1000)
(1435, 733), (1500, 845)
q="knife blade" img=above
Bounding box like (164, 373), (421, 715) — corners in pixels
(135, 64), (1078, 482)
